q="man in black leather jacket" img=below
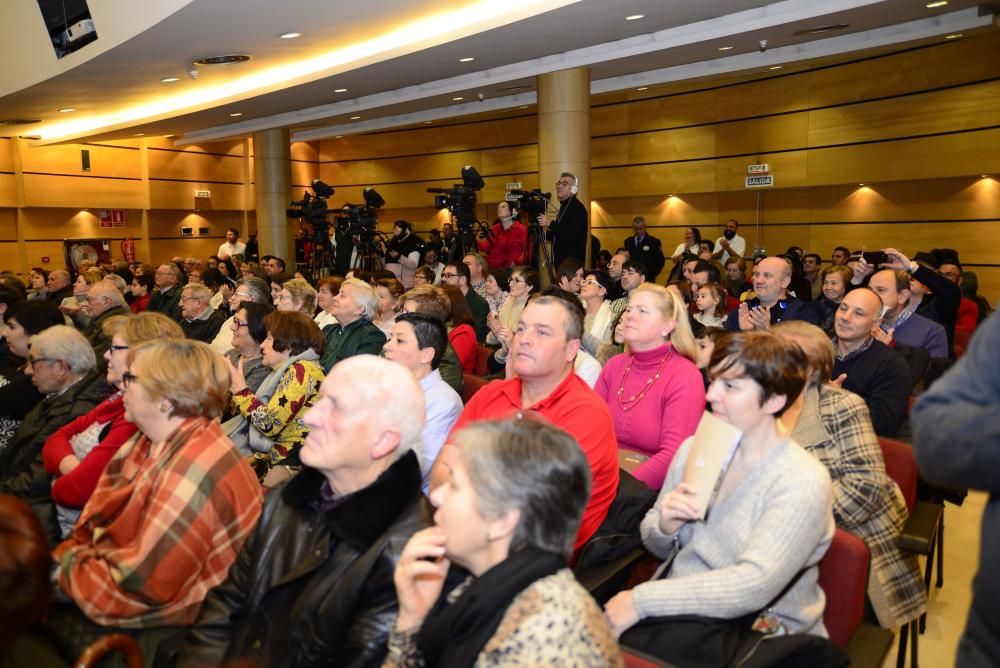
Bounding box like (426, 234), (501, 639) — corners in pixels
(178, 355), (430, 668)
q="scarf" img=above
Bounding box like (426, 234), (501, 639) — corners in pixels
(222, 347), (320, 455)
(416, 546), (565, 666)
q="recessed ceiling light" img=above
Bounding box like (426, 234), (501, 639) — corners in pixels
(458, 57), (475, 62)
(134, 133), (144, 137)
(334, 88), (348, 93)
(926, 1), (948, 7)
(769, 66), (783, 70)
(334, 135), (343, 139)
(58, 107), (75, 113)
(519, 105), (528, 109)
(858, 183), (865, 186)
(160, 77), (180, 83)
(982, 174), (990, 178)
(279, 32), (301, 39)
(945, 33), (963, 39)
(793, 23), (849, 36)
(192, 54), (252, 66)
(350, 115), (361, 120)
(718, 45), (734, 51)
(164, 134), (175, 138)
(452, 96), (464, 101)
(636, 87), (648, 91)
(625, 14), (644, 21)
(229, 112), (243, 117)
(424, 121), (433, 124)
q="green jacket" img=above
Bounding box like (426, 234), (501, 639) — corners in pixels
(320, 318), (387, 372)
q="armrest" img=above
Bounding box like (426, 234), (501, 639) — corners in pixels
(899, 500), (942, 555)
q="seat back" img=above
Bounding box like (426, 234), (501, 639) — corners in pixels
(622, 647), (671, 667)
(818, 528), (870, 648)
(77, 634), (144, 668)
(462, 373), (488, 404)
(475, 344), (493, 376)
(877, 436), (918, 512)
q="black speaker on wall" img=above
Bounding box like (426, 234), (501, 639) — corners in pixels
(81, 149), (90, 172)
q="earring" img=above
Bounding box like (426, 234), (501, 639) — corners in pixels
(159, 403), (170, 413)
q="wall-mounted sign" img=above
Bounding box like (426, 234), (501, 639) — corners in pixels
(98, 209), (125, 228)
(745, 175), (774, 188)
(747, 164), (769, 175)
(505, 182), (522, 191)
(195, 189), (211, 198)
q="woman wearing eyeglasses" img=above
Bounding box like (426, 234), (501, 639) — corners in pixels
(579, 270), (616, 358)
(486, 266), (537, 373)
(225, 302), (275, 395)
(41, 313), (184, 539)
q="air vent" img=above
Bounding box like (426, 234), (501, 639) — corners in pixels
(192, 54), (252, 66)
(0, 119), (42, 125)
(793, 24), (849, 36)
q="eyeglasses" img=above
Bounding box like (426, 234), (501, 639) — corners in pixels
(108, 344), (129, 353)
(232, 318), (248, 330)
(509, 277), (526, 284)
(26, 356), (57, 368)
(232, 292), (252, 301)
(441, 272), (458, 279)
(582, 279), (601, 286)
(121, 372), (139, 388)
(555, 180), (573, 187)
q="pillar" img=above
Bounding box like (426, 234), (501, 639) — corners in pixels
(253, 128), (293, 262)
(537, 67), (591, 273)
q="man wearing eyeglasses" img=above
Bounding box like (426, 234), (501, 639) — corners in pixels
(179, 284), (227, 344)
(148, 264), (184, 322)
(537, 172), (588, 268)
(81, 282), (129, 371)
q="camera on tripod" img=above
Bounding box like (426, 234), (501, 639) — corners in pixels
(287, 179), (336, 229)
(506, 188), (551, 221)
(428, 165), (485, 230)
(334, 187), (385, 241)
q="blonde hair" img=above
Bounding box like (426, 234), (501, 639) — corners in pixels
(632, 283), (697, 362)
(772, 320), (834, 386)
(127, 339), (229, 419)
(102, 312), (184, 344)
(281, 278), (318, 314)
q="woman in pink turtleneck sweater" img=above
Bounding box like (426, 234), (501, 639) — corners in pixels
(595, 284), (705, 489)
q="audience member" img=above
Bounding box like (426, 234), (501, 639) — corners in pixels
(831, 246), (851, 266)
(374, 277), (405, 336)
(869, 269), (948, 358)
(384, 221), (423, 288)
(712, 218), (746, 264)
(60, 271), (101, 328)
(227, 311), (325, 487)
(264, 256), (286, 277)
(606, 251), (627, 301)
(432, 294), (619, 552)
(605, 331), (834, 664)
(693, 282), (727, 328)
(441, 261), (489, 341)
(223, 301), (274, 395)
(938, 260), (979, 335)
(413, 263), (436, 288)
(483, 266), (510, 315)
(556, 258), (584, 294)
(387, 419), (622, 666)
(383, 312), (462, 490)
(275, 277), (318, 316)
(26, 267), (49, 301)
(400, 286), (465, 396)
(611, 259), (648, 316)
(440, 284), (478, 374)
(775, 321), (926, 629)
(579, 270), (616, 358)
(129, 274), (153, 313)
(814, 265), (853, 337)
(319, 277), (386, 372)
(179, 283), (226, 343)
(45, 270), (73, 305)
(885, 248), (961, 355)
(314, 275), (342, 329)
(486, 266), (537, 371)
(479, 201), (529, 271)
(912, 311), (1000, 665)
(148, 263), (183, 321)
(218, 227), (246, 260)
(803, 253), (823, 300)
(42, 313), (184, 540)
(725, 256), (819, 330)
(832, 288), (912, 437)
(79, 281), (129, 368)
(211, 277), (271, 354)
(669, 227), (701, 266)
(624, 216), (665, 281)
(537, 172), (588, 268)
(0, 325), (108, 544)
(179, 355), (427, 667)
(723, 257), (751, 301)
(595, 284), (704, 489)
(49, 339), (261, 657)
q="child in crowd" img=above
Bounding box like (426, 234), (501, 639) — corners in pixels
(693, 282), (727, 328)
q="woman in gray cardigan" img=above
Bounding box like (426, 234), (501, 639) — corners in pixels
(605, 330), (834, 642)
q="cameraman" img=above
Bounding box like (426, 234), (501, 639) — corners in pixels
(384, 220), (423, 288)
(538, 172), (588, 267)
(478, 201), (529, 271)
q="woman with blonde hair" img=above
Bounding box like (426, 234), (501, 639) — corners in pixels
(274, 277), (317, 315)
(774, 320), (925, 630)
(374, 277), (406, 336)
(594, 284), (705, 489)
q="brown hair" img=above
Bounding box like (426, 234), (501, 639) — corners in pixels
(696, 282), (728, 318)
(773, 320), (834, 385)
(440, 284), (475, 328)
(402, 285), (451, 322)
(317, 275), (343, 295)
(708, 330), (807, 416)
(0, 495), (52, 650)
(820, 264), (853, 285)
(374, 277), (406, 310)
(264, 310), (325, 356)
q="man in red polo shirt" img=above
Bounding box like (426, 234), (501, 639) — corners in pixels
(430, 295), (619, 551)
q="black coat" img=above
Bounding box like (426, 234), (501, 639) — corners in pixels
(178, 451), (430, 668)
(624, 235), (665, 280)
(0, 370), (110, 544)
(549, 195), (589, 267)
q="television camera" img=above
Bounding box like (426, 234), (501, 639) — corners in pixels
(428, 165), (491, 261)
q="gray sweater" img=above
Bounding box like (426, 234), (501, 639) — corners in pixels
(634, 437), (834, 636)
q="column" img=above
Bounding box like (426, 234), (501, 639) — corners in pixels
(537, 67), (591, 272)
(253, 128), (293, 262)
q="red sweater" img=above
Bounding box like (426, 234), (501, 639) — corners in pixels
(478, 221), (529, 270)
(42, 393), (138, 509)
(130, 293), (151, 314)
(449, 323), (478, 373)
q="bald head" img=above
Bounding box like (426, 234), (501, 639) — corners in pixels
(751, 257), (792, 305)
(86, 282), (126, 317)
(835, 288), (882, 344)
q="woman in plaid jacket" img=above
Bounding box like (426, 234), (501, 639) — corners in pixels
(776, 321), (926, 629)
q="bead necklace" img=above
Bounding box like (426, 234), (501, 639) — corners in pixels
(616, 347), (672, 412)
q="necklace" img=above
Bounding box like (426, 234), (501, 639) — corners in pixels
(616, 348), (672, 412)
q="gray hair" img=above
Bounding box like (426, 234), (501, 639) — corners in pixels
(281, 278), (317, 314)
(90, 282), (127, 308)
(342, 278), (379, 321)
(235, 277), (271, 304)
(29, 325), (96, 375)
(103, 274), (128, 294)
(182, 283), (212, 302)
(454, 419), (591, 558)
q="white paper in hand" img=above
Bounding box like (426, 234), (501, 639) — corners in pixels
(683, 411), (742, 520)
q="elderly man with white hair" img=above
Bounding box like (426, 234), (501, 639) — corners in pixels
(179, 283), (226, 343)
(0, 325), (108, 543)
(178, 354), (429, 667)
(81, 281), (130, 368)
(319, 277), (387, 372)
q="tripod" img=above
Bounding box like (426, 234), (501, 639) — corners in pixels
(304, 222), (337, 279)
(446, 212), (494, 265)
(352, 231), (386, 273)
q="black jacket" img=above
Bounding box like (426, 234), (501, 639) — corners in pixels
(178, 451), (430, 668)
(149, 284), (183, 322)
(181, 309), (228, 344)
(832, 340), (912, 438)
(0, 370), (109, 544)
(549, 195), (588, 266)
(624, 235), (665, 281)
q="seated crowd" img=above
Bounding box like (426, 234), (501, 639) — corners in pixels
(0, 221), (991, 667)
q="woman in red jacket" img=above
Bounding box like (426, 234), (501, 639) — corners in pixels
(41, 312), (183, 538)
(440, 284), (478, 374)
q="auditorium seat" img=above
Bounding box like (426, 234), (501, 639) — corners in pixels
(462, 373), (488, 404)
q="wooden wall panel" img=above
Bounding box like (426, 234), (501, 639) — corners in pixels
(0, 209), (16, 243)
(0, 175), (17, 207)
(22, 241), (69, 269)
(147, 149), (244, 183)
(20, 143), (141, 179)
(21, 208), (143, 241)
(148, 180), (246, 210)
(0, 243), (21, 275)
(149, 138), (244, 156)
(0, 139), (13, 172)
(22, 174), (145, 209)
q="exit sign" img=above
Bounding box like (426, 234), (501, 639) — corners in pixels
(505, 182), (522, 191)
(748, 164), (769, 174)
(195, 189), (211, 198)
(746, 175), (774, 188)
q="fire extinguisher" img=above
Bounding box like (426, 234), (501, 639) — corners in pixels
(121, 238), (136, 263)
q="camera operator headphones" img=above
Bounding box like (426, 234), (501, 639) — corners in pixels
(570, 174), (579, 195)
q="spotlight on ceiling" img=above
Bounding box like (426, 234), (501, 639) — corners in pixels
(160, 77), (179, 83)
(279, 32), (301, 39)
(625, 14), (644, 21)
